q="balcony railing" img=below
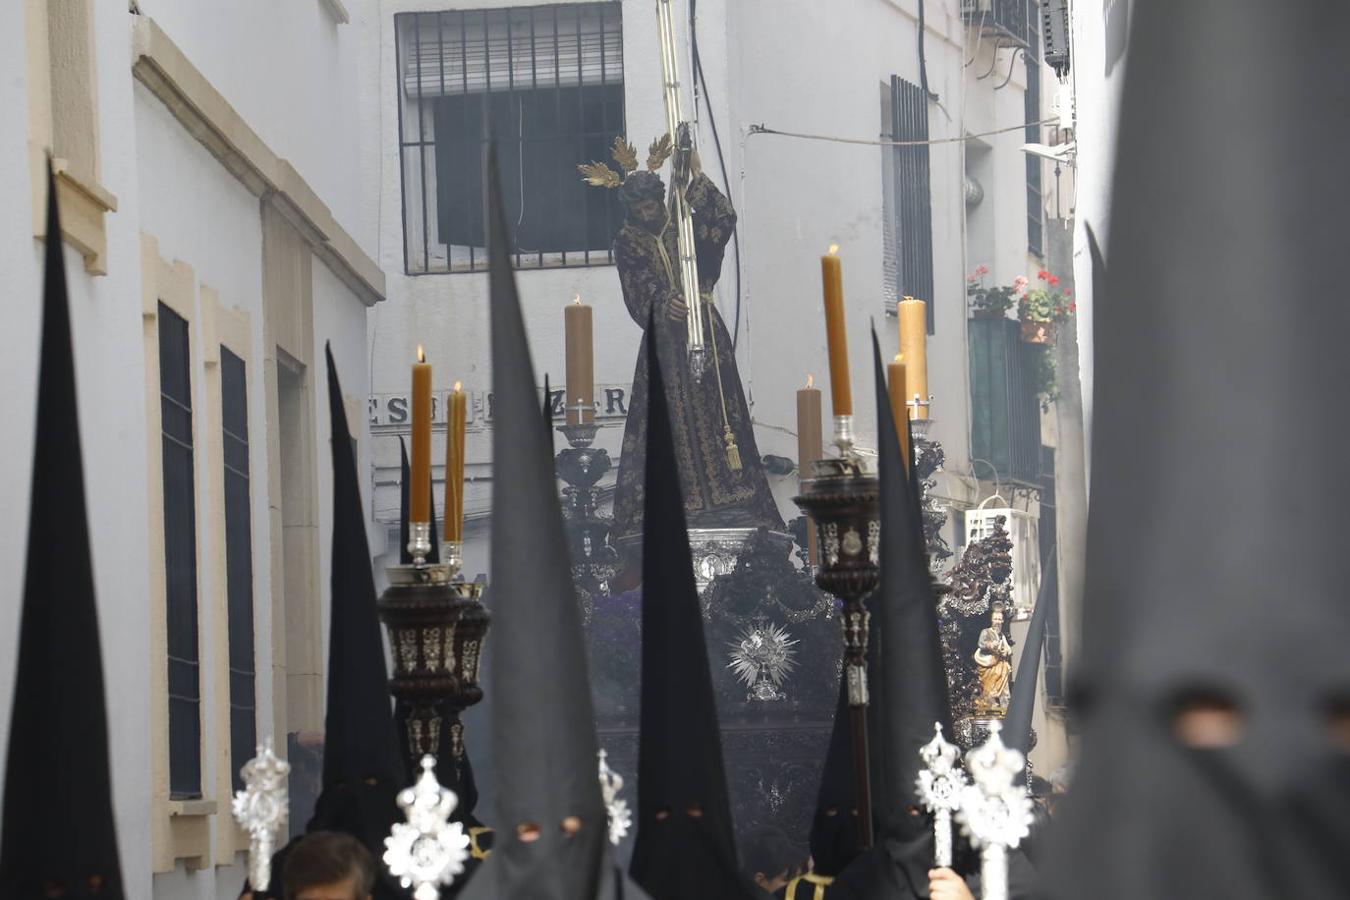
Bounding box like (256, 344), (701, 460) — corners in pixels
(962, 0), (1033, 48)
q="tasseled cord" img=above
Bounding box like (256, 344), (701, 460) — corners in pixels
(703, 290), (742, 470)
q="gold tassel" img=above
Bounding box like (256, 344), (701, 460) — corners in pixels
(724, 426), (742, 471)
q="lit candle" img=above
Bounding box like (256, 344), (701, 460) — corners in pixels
(821, 246), (852, 417)
(887, 355), (912, 470)
(898, 296), (928, 419)
(444, 382), (466, 543)
(565, 294), (594, 425)
(797, 375), (823, 565)
(410, 347), (432, 524)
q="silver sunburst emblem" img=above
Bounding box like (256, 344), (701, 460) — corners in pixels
(727, 622), (799, 702)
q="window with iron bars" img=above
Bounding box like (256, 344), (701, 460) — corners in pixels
(881, 75), (935, 332)
(395, 3), (626, 274)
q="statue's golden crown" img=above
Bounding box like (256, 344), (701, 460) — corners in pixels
(577, 134), (673, 189)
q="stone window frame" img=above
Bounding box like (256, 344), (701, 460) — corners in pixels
(24, 0), (118, 274)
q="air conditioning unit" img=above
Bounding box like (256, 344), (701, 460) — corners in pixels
(961, 0), (994, 17)
(1041, 0), (1072, 78)
(965, 505), (1041, 619)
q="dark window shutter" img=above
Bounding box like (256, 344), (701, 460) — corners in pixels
(221, 348), (257, 793)
(889, 76), (935, 333)
(159, 302), (201, 800)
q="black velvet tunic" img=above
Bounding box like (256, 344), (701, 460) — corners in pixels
(610, 173), (783, 538)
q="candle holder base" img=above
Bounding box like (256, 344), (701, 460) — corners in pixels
(407, 521), (433, 567)
(386, 562), (452, 586)
(554, 420), (620, 612)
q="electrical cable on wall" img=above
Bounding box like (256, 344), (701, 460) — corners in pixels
(917, 0), (936, 101)
(690, 0), (743, 350)
(994, 47), (1026, 91)
(747, 117), (1062, 149)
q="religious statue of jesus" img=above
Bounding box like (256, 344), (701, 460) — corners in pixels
(581, 136), (783, 544)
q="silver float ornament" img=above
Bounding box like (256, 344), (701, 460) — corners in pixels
(231, 738), (290, 894)
(916, 722), (968, 867)
(955, 721), (1034, 900)
(726, 622), (799, 702)
(383, 755), (471, 900)
(597, 749), (632, 846)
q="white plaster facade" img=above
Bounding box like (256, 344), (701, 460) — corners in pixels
(1068, 0), (1130, 486)
(0, 2), (384, 897)
(368, 0), (1059, 561)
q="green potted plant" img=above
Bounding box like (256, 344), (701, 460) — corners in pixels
(966, 265), (1019, 319)
(1016, 270), (1076, 344)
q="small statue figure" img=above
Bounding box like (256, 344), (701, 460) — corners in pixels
(973, 603), (1013, 715)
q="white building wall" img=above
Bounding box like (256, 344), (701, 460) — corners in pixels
(366, 0), (1042, 566)
(134, 0), (375, 249)
(0, 4), (383, 898)
(0, 3), (158, 892)
(1069, 0), (1130, 484)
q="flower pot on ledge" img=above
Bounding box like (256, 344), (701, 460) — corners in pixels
(1020, 319), (1056, 344)
(971, 308), (1008, 320)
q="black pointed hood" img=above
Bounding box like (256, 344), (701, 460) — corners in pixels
(867, 330), (953, 827)
(808, 676), (863, 878)
(398, 437), (439, 565)
(306, 348), (407, 900)
(0, 162), (126, 898)
(323, 345), (403, 790)
(544, 373), (556, 456)
(1004, 552), (1051, 766)
(836, 333), (954, 898)
(458, 146), (644, 900)
(629, 317), (761, 900)
(1045, 3), (1350, 898)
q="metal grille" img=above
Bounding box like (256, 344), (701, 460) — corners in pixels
(887, 75), (935, 332)
(396, 3), (626, 274)
(221, 348), (256, 794)
(158, 302), (201, 800)
(1025, 3), (1044, 257)
(968, 317), (1041, 484)
(963, 0), (1032, 47)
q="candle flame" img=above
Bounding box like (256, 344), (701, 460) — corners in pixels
(573, 293), (582, 304)
(806, 374), (814, 389)
(454, 380), (462, 392)
(416, 345), (425, 363)
(828, 244), (840, 256)
(894, 354), (904, 364)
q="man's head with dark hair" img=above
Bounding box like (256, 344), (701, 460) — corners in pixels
(620, 170), (668, 233)
(283, 831), (376, 900)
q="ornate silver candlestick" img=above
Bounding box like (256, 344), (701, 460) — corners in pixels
(917, 722), (968, 868)
(383, 755), (471, 900)
(956, 722), (1034, 900)
(598, 749), (633, 846)
(231, 739), (290, 895)
(793, 417), (879, 847)
(555, 411), (621, 609)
